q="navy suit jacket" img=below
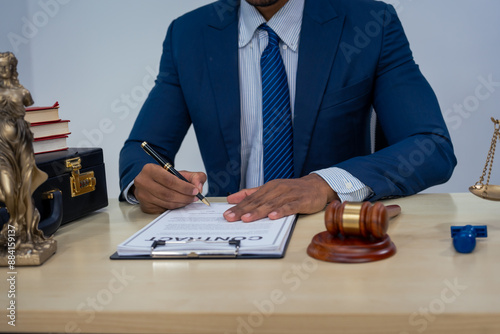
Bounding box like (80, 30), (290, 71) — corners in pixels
(119, 0), (457, 200)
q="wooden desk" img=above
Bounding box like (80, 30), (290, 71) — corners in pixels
(3, 193), (500, 334)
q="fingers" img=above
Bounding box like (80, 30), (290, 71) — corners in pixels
(226, 187), (260, 204)
(239, 200), (298, 222)
(138, 199), (171, 215)
(224, 181), (300, 222)
(224, 174), (337, 223)
(182, 170), (207, 194)
(133, 164), (207, 213)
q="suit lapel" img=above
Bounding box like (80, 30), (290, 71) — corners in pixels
(294, 0), (345, 176)
(205, 1), (241, 183)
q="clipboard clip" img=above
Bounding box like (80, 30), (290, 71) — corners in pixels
(150, 239), (241, 258)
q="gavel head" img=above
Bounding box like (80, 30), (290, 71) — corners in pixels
(325, 200), (389, 239)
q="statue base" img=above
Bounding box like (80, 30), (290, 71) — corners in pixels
(307, 231), (396, 263)
(0, 238), (57, 266)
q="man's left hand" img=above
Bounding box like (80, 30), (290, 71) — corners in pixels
(223, 174), (339, 222)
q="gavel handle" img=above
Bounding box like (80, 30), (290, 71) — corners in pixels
(386, 205), (401, 219)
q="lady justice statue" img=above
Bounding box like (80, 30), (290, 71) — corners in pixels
(0, 52), (56, 266)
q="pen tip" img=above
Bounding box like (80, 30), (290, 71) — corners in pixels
(202, 198), (211, 206)
(141, 141), (147, 148)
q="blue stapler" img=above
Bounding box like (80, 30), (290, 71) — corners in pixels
(450, 225), (488, 253)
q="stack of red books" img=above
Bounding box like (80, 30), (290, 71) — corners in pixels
(25, 102), (71, 154)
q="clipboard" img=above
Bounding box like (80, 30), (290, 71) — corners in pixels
(110, 206), (297, 260)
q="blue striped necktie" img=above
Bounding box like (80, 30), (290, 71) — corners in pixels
(260, 24), (294, 183)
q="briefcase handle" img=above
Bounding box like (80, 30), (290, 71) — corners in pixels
(0, 190), (62, 237)
(0, 205), (8, 228)
(38, 190), (63, 237)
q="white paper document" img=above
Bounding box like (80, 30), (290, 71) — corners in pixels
(116, 203), (297, 258)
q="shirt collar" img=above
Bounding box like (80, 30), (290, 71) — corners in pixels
(239, 0), (304, 52)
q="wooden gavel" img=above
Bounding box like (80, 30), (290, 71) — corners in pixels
(324, 200), (401, 239)
(307, 200), (401, 263)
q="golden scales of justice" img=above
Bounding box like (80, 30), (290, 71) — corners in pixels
(469, 117), (500, 201)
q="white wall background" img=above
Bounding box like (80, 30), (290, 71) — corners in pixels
(1, 0), (499, 199)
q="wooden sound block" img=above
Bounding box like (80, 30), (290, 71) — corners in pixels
(307, 231), (396, 263)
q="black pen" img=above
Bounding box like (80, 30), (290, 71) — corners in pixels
(141, 141), (210, 206)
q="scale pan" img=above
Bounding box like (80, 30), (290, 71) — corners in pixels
(469, 184), (500, 201)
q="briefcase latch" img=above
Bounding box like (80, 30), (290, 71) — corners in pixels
(66, 157), (96, 197)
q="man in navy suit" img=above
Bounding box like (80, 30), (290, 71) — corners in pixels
(119, 0), (456, 222)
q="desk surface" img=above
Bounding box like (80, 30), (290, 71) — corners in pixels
(2, 193), (500, 334)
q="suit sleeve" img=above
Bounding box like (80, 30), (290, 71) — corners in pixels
(335, 4), (457, 200)
(118, 20), (192, 200)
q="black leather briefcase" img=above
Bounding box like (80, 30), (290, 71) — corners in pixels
(33, 147), (108, 235)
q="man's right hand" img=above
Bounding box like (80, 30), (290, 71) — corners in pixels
(132, 163), (207, 214)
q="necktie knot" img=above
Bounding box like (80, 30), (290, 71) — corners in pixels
(260, 24), (280, 48)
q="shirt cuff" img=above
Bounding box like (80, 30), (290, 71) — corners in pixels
(312, 167), (373, 202)
(122, 180), (140, 205)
